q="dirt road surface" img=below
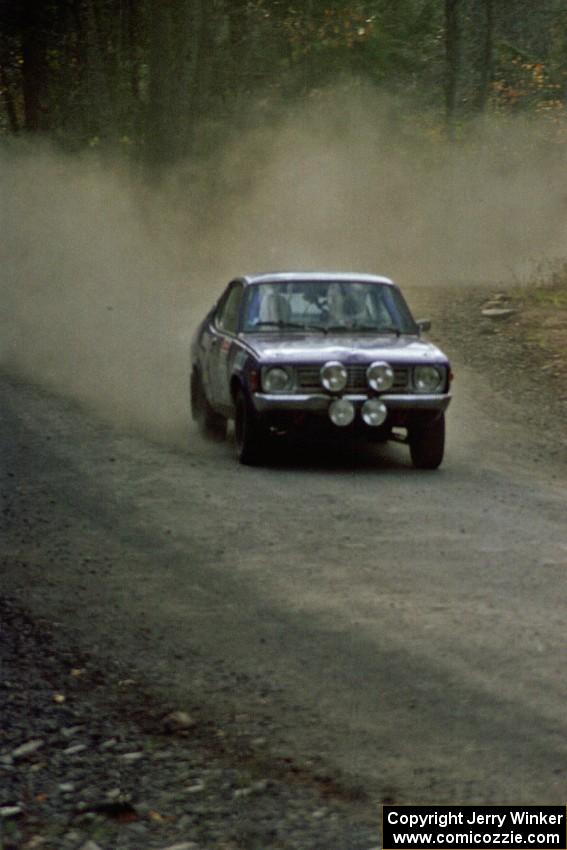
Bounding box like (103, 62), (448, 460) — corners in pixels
(1, 287), (566, 840)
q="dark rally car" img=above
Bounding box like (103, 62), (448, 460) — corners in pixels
(190, 272), (452, 467)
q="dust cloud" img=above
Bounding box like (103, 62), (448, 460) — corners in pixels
(2, 89), (567, 443)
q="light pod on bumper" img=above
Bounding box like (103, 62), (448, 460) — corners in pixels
(329, 398), (355, 427)
(367, 361), (394, 392)
(320, 360), (347, 393)
(361, 398), (388, 426)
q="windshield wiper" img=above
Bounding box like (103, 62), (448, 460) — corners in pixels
(372, 325), (402, 336)
(251, 321), (327, 333)
(325, 323), (401, 336)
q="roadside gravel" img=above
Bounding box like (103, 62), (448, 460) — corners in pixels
(0, 596), (379, 850)
(438, 285), (567, 428)
(415, 283), (567, 461)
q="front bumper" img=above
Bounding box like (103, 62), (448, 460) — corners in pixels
(252, 392), (451, 415)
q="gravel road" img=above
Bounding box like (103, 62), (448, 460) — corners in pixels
(1, 286), (566, 849)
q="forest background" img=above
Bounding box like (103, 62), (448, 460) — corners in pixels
(3, 0), (567, 164)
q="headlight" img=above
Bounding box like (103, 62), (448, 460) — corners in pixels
(329, 398), (355, 427)
(262, 367), (294, 393)
(361, 399), (388, 427)
(320, 361), (347, 392)
(367, 361), (394, 392)
(414, 365), (444, 393)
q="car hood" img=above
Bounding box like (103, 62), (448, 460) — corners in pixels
(242, 333), (448, 365)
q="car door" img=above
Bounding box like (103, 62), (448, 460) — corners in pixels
(209, 281), (244, 408)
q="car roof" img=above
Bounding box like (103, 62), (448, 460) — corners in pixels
(238, 272), (395, 287)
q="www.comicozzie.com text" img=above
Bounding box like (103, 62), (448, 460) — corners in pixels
(389, 831), (560, 846)
(387, 811), (565, 830)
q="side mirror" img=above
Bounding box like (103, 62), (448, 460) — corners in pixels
(417, 319), (431, 334)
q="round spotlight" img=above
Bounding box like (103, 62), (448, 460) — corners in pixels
(361, 398), (388, 427)
(367, 361), (394, 392)
(329, 398), (355, 427)
(320, 361), (347, 393)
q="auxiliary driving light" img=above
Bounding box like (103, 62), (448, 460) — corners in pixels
(329, 398), (355, 427)
(361, 398), (388, 427)
(367, 361), (394, 392)
(320, 360), (348, 393)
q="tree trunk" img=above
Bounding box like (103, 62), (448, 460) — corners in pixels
(122, 0), (142, 103)
(21, 0), (49, 131)
(473, 0), (494, 112)
(445, 0), (460, 139)
(84, 0), (114, 138)
(146, 0), (170, 168)
(0, 64), (19, 132)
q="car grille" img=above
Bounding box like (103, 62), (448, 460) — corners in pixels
(296, 364), (410, 392)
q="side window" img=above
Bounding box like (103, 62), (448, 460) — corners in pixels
(216, 284), (243, 335)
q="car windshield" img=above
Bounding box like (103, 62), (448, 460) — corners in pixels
(241, 280), (418, 335)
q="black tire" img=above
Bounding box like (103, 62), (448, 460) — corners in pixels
(191, 369), (227, 441)
(234, 389), (266, 465)
(409, 412), (445, 470)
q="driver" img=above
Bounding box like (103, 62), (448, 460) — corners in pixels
(327, 283), (369, 324)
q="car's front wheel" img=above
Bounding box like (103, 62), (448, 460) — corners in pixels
(191, 369), (227, 441)
(409, 412), (445, 470)
(234, 389), (267, 465)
